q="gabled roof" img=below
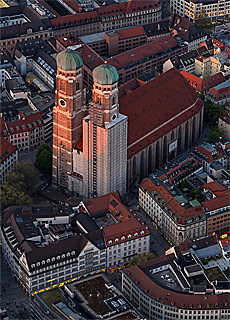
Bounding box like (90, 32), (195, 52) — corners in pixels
(202, 180), (229, 198)
(0, 136), (17, 164)
(119, 68), (203, 158)
(76, 45), (104, 71)
(106, 36), (180, 70)
(202, 194), (230, 213)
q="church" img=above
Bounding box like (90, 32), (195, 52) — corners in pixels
(52, 49), (204, 199)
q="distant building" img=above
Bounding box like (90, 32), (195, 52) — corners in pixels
(0, 136), (18, 184)
(170, 0), (230, 22)
(194, 56), (222, 80)
(219, 113), (230, 140)
(5, 78), (29, 101)
(122, 235), (230, 320)
(1, 111), (45, 152)
(207, 81), (230, 106)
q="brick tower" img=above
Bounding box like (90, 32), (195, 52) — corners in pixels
(52, 49), (86, 190)
(82, 62), (128, 198)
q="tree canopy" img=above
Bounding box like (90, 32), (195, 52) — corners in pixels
(195, 9), (215, 34)
(35, 143), (52, 175)
(128, 252), (158, 267)
(209, 126), (223, 144)
(204, 99), (224, 123)
(1, 161), (38, 211)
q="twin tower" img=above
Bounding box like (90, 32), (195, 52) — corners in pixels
(52, 49), (127, 199)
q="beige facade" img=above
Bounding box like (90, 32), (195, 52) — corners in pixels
(194, 56), (221, 80)
(219, 114), (230, 140)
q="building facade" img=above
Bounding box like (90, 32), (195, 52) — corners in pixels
(0, 136), (18, 184)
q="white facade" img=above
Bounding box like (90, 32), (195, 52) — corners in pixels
(0, 140), (18, 184)
(0, 68), (11, 89)
(170, 0), (230, 21)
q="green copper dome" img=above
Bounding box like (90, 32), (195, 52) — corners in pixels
(93, 63), (119, 85)
(56, 49), (83, 71)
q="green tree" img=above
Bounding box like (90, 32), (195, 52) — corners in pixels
(204, 100), (224, 123)
(209, 127), (222, 143)
(195, 9), (215, 34)
(7, 161), (39, 195)
(36, 143), (52, 175)
(1, 161), (38, 210)
(128, 252), (158, 267)
(1, 183), (33, 210)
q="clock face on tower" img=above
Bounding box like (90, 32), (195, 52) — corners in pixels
(59, 98), (66, 107)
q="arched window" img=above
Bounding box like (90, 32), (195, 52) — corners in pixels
(171, 131), (174, 141)
(163, 136), (167, 164)
(185, 121), (189, 149)
(192, 117), (196, 144)
(148, 146), (152, 175)
(140, 151), (144, 180)
(60, 81), (65, 91)
(199, 111), (202, 136)
(112, 96), (115, 105)
(133, 156), (136, 176)
(177, 126), (182, 153)
(155, 141), (160, 169)
(96, 96), (101, 105)
(76, 82), (79, 91)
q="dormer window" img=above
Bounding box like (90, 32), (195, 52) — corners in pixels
(36, 262), (40, 266)
(141, 231), (144, 235)
(128, 234), (131, 238)
(51, 257), (55, 261)
(115, 238), (119, 242)
(57, 256), (60, 260)
(47, 259), (50, 263)
(42, 260), (45, 265)
(66, 253), (70, 257)
(71, 251), (75, 255)
(31, 264), (35, 268)
(121, 236), (125, 240)
(134, 232), (138, 237)
(61, 254), (65, 258)
(108, 240), (112, 244)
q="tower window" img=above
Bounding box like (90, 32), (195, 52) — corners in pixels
(112, 97), (115, 105)
(97, 96), (101, 105)
(76, 82), (79, 90)
(60, 81), (65, 91)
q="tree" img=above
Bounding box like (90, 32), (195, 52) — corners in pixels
(195, 9), (215, 34)
(1, 183), (33, 210)
(7, 161), (38, 195)
(209, 127), (222, 143)
(128, 252), (158, 267)
(1, 161), (38, 210)
(35, 143), (52, 175)
(204, 99), (224, 123)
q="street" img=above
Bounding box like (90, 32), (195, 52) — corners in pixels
(1, 252), (31, 319)
(126, 196), (171, 257)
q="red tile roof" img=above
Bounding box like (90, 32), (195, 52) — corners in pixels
(192, 144), (224, 163)
(119, 78), (145, 98)
(202, 180), (229, 198)
(202, 194), (230, 213)
(51, 11), (99, 29)
(219, 113), (230, 125)
(220, 236), (230, 248)
(115, 26), (145, 39)
(180, 70), (226, 93)
(76, 45), (104, 71)
(106, 36), (179, 69)
(56, 34), (84, 48)
(83, 191), (150, 246)
(119, 68), (203, 158)
(208, 85), (230, 102)
(123, 258), (229, 310)
(0, 136), (17, 164)
(195, 55), (206, 62)
(5, 112), (44, 135)
(140, 178), (205, 225)
(61, 0), (81, 12)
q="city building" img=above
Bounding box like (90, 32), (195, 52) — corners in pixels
(194, 56), (222, 80)
(180, 70), (226, 93)
(219, 113), (230, 140)
(76, 191), (150, 269)
(51, 0), (162, 38)
(0, 5), (53, 50)
(170, 0), (230, 22)
(53, 49), (127, 198)
(1, 205), (106, 296)
(139, 157), (206, 246)
(207, 80), (230, 106)
(1, 111), (45, 152)
(53, 48), (204, 197)
(122, 236), (230, 320)
(0, 136), (18, 184)
(192, 143), (228, 174)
